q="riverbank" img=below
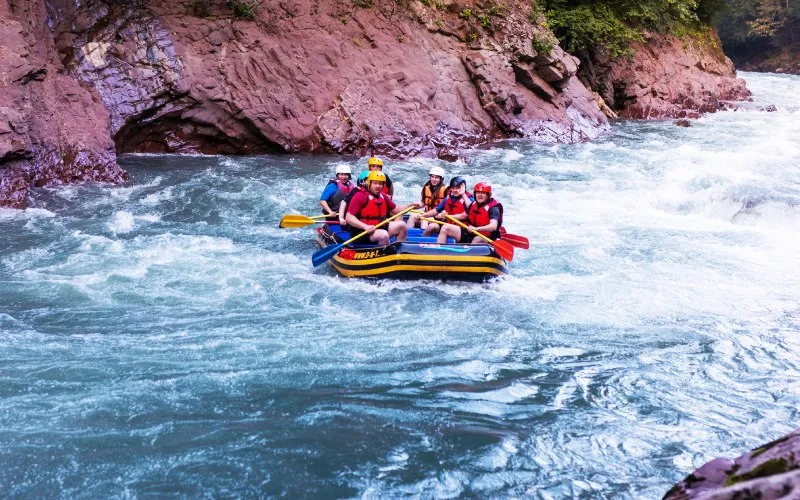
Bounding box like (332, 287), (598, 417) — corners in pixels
(2, 0), (748, 208)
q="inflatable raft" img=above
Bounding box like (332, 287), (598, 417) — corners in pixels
(315, 224), (508, 281)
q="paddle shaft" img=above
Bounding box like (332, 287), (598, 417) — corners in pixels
(415, 211), (526, 249)
(442, 213), (496, 246)
(441, 212), (514, 261)
(339, 205), (416, 246)
(312, 205), (417, 266)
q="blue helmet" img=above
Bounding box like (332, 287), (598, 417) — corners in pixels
(449, 176), (466, 188)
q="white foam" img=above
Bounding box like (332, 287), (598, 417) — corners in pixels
(107, 211), (135, 233)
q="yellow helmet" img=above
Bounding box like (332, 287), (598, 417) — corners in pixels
(367, 157), (383, 168)
(366, 171), (387, 186)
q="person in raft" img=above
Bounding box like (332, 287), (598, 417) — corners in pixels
(345, 171), (421, 245)
(336, 170), (370, 226)
(366, 157), (394, 197)
(319, 165), (354, 220)
(437, 182), (502, 244)
(412, 176), (474, 236)
(406, 166), (448, 233)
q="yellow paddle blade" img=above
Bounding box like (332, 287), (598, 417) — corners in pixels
(279, 214), (318, 228)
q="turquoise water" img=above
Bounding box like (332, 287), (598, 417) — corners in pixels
(2, 72), (799, 498)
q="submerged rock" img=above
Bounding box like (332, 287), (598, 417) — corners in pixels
(664, 429), (800, 499)
(674, 119), (692, 127)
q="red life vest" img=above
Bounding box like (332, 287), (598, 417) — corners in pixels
(467, 199), (503, 239)
(421, 182), (447, 211)
(355, 193), (389, 226)
(443, 191), (472, 215)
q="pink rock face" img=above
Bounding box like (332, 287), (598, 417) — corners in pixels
(47, 0), (610, 160)
(664, 429), (800, 499)
(0, 0), (126, 209)
(589, 33), (750, 119)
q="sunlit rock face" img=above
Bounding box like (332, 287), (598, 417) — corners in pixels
(584, 33), (750, 119)
(44, 0), (609, 161)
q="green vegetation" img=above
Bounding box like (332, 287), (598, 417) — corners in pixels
(714, 0), (799, 58)
(537, 0), (729, 58)
(531, 32), (555, 54)
(724, 458), (790, 486)
(228, 0), (260, 20)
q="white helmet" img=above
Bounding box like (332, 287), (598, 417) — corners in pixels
(335, 165), (352, 175)
(429, 166), (446, 178)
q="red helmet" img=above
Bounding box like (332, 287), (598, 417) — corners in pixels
(474, 182), (492, 195)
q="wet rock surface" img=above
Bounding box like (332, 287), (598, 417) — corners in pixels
(664, 429), (800, 500)
(0, 0), (126, 208)
(585, 33), (751, 119)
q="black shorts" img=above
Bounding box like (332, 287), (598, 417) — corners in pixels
(459, 229), (498, 243)
(459, 229), (474, 244)
(348, 230), (374, 246)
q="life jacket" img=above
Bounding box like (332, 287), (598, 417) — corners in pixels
(443, 191), (472, 215)
(323, 179), (354, 214)
(421, 182), (448, 211)
(467, 198), (503, 239)
(382, 175), (393, 197)
(354, 192), (389, 226)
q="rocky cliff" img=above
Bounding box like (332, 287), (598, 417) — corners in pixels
(1, 0), (749, 208)
(665, 429), (800, 500)
(583, 32), (750, 119)
(0, 0), (126, 208)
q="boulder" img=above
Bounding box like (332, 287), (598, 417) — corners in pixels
(664, 429), (800, 500)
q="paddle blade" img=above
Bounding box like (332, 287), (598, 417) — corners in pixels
(492, 239), (515, 261)
(279, 214), (317, 228)
(312, 243), (344, 267)
(502, 233), (529, 249)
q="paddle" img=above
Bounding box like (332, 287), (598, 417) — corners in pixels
(279, 213), (334, 228)
(440, 213), (514, 261)
(311, 206), (416, 267)
(499, 228), (530, 249)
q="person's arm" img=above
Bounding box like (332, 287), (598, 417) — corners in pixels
(429, 199), (447, 218)
(319, 184), (338, 216)
(337, 201), (348, 225)
(462, 193), (474, 210)
(389, 198), (422, 216)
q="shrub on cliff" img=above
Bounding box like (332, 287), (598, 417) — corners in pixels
(714, 0), (799, 63)
(226, 0), (260, 20)
(538, 0), (729, 58)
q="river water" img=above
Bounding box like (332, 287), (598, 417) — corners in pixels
(2, 72), (799, 498)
